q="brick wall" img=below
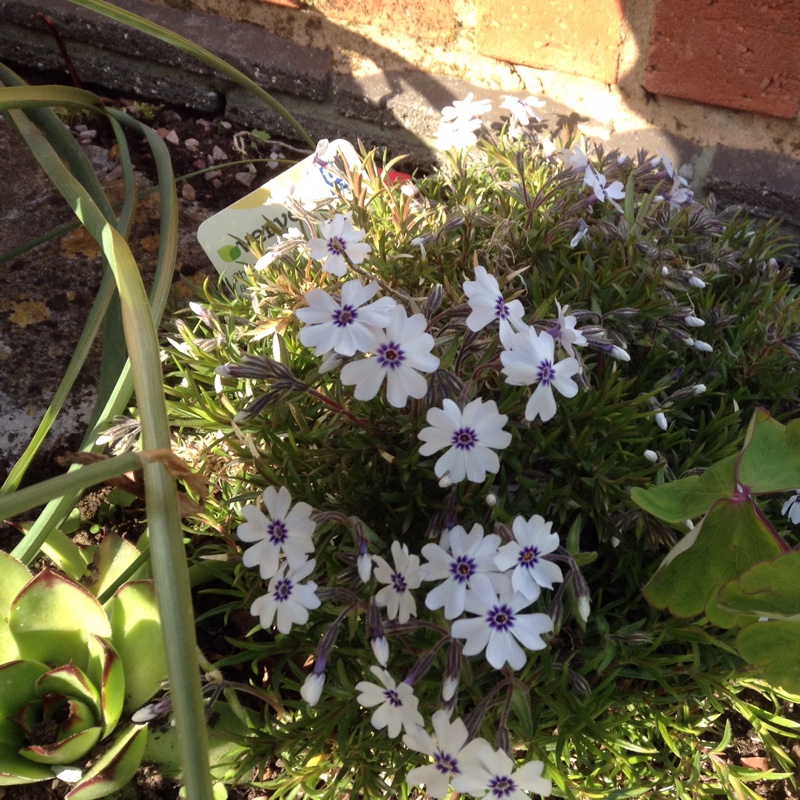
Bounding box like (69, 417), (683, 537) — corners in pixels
(251, 0), (800, 120)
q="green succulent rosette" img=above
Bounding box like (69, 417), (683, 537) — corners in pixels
(0, 550), (167, 798)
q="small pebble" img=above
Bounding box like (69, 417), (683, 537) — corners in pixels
(211, 178), (222, 189)
(212, 145), (228, 161)
(184, 138), (200, 152)
(220, 120), (232, 130)
(192, 159), (207, 170)
(235, 171), (256, 186)
(181, 183), (197, 201)
(204, 170), (222, 181)
(165, 130), (180, 146)
(105, 164), (123, 182)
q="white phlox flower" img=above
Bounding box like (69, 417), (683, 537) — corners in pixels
(373, 540), (423, 623)
(238, 485), (316, 580)
(441, 92), (492, 123)
(495, 515), (563, 602)
(451, 739), (552, 800)
(307, 212), (371, 276)
(403, 711), (479, 799)
(550, 300), (587, 357)
(451, 588), (553, 671)
(665, 177), (694, 209)
(557, 144), (589, 171)
(570, 219), (589, 248)
(436, 116), (483, 151)
(250, 558), (321, 635)
(355, 666), (424, 738)
(782, 491), (800, 524)
(463, 266), (526, 335)
(584, 166), (625, 211)
(437, 93), (492, 151)
(340, 305), (440, 407)
(421, 524), (510, 619)
(418, 397), (512, 484)
(500, 95), (545, 126)
(500, 327), (581, 422)
(296, 279), (397, 357)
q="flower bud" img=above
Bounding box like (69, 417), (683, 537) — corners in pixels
(442, 639), (463, 702)
(300, 673), (325, 707)
(688, 275), (706, 289)
(692, 383), (707, 395)
(371, 635), (390, 667)
(608, 345), (631, 362)
(693, 340), (713, 352)
(643, 449), (658, 463)
(683, 315), (705, 328)
(654, 411), (668, 431)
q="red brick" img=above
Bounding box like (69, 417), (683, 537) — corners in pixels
(476, 0), (626, 85)
(644, 0), (800, 118)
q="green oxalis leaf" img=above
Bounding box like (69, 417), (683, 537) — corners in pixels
(717, 551), (800, 697)
(718, 551), (800, 621)
(641, 498), (785, 628)
(736, 408), (800, 493)
(735, 620), (800, 694)
(630, 454), (737, 524)
(635, 409), (799, 625)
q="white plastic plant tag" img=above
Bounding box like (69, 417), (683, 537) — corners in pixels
(197, 139), (360, 283)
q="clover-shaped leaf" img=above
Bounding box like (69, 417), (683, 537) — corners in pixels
(642, 498), (785, 627)
(718, 551), (800, 621)
(735, 620), (800, 694)
(736, 408), (800, 493)
(630, 454), (736, 524)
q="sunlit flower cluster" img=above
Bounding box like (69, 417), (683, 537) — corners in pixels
(215, 92), (731, 800)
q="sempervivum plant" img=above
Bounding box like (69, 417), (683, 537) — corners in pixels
(0, 550), (167, 798)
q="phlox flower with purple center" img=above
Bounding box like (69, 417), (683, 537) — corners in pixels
(307, 212), (371, 276)
(403, 711), (483, 799)
(500, 94), (545, 126)
(584, 166), (625, 211)
(355, 666), (424, 738)
(421, 523), (510, 619)
(373, 540), (422, 623)
(237, 486), (316, 580)
(500, 327), (580, 422)
(451, 588), (552, 671)
(451, 739), (552, 800)
(495, 515), (563, 602)
(340, 305), (440, 407)
(296, 279), (396, 357)
(549, 301), (587, 357)
(463, 266), (526, 335)
(418, 398), (512, 484)
(250, 558), (320, 635)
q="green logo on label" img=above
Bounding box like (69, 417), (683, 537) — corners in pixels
(217, 244), (241, 262)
